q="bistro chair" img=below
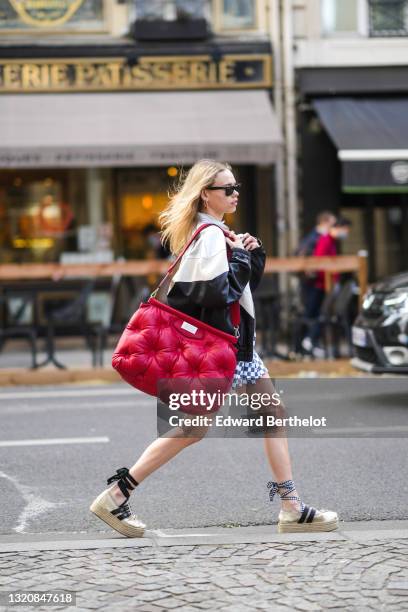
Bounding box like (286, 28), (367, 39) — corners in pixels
(37, 279), (103, 369)
(97, 274), (123, 367)
(289, 284), (340, 359)
(254, 274), (289, 359)
(98, 275), (152, 366)
(0, 289), (38, 369)
(322, 279), (359, 358)
(290, 279), (358, 359)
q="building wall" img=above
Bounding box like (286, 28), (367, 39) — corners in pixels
(0, 0), (278, 264)
(292, 0), (408, 67)
(0, 1), (271, 39)
(289, 0), (408, 279)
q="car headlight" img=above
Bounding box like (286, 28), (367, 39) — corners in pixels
(383, 291), (408, 314)
(362, 292), (375, 310)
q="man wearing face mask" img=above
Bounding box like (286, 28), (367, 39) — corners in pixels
(302, 217), (352, 357)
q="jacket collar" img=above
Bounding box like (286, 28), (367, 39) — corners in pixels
(196, 212), (229, 232)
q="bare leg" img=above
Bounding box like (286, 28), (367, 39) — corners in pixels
(90, 417), (214, 538)
(130, 424), (210, 482)
(236, 375), (301, 512)
(110, 423), (212, 505)
(232, 373), (338, 532)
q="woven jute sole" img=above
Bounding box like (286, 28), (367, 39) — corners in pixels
(89, 500), (145, 538)
(278, 518), (338, 534)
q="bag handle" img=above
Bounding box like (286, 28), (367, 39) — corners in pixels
(152, 223), (241, 331)
(167, 223), (227, 274)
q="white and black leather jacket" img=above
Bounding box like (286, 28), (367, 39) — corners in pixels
(166, 213), (266, 362)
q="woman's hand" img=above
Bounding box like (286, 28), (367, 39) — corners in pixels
(226, 231), (245, 250)
(239, 232), (260, 251)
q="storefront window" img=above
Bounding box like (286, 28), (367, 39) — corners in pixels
(321, 0), (359, 35)
(134, 0), (257, 31)
(135, 0), (207, 21)
(0, 166), (247, 264)
(0, 0), (105, 31)
(0, 171), (74, 262)
(116, 168), (175, 260)
(220, 0), (256, 29)
(115, 166), (243, 260)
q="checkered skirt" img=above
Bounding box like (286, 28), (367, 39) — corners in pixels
(232, 337), (268, 389)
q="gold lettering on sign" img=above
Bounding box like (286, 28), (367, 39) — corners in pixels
(208, 61), (218, 84)
(151, 63), (171, 82)
(96, 65), (112, 88)
(3, 65), (21, 89)
(75, 63), (96, 87)
(22, 64), (41, 88)
(132, 64), (153, 84)
(0, 55), (271, 93)
(219, 60), (235, 84)
(106, 62), (121, 88)
(190, 61), (208, 84)
(172, 61), (189, 85)
(50, 64), (69, 88)
(39, 64), (50, 88)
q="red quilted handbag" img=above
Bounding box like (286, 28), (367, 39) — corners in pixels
(112, 224), (240, 415)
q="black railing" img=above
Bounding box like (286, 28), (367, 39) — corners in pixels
(369, 0), (408, 36)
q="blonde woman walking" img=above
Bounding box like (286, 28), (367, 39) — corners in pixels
(90, 160), (338, 536)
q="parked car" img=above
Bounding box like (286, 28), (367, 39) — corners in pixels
(351, 272), (408, 374)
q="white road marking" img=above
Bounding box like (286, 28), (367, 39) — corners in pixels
(0, 388), (138, 401)
(0, 399), (149, 416)
(0, 470), (60, 534)
(312, 426), (408, 435)
(0, 436), (110, 448)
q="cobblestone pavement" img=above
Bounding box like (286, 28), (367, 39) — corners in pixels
(0, 528), (407, 611)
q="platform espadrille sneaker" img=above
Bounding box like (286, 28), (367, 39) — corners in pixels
(268, 480), (338, 533)
(90, 468), (145, 538)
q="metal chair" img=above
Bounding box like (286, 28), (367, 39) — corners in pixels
(289, 284), (340, 358)
(290, 280), (358, 359)
(98, 276), (152, 366)
(37, 279), (103, 369)
(0, 289), (38, 369)
(323, 280), (359, 358)
(253, 275), (291, 359)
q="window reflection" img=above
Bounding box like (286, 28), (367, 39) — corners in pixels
(369, 0), (408, 37)
(135, 0), (207, 21)
(321, 0), (359, 34)
(221, 0), (256, 29)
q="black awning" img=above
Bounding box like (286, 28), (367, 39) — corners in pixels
(313, 98), (408, 193)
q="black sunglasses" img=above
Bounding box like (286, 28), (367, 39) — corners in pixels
(207, 183), (241, 197)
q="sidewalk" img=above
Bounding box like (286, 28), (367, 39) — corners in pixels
(0, 522), (407, 611)
(0, 342), (363, 387)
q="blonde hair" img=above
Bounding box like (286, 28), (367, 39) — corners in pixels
(159, 159), (231, 255)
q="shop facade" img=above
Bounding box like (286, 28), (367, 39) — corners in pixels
(291, 0), (408, 282)
(0, 0), (282, 265)
(297, 66), (408, 283)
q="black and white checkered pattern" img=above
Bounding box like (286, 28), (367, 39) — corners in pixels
(232, 337), (268, 389)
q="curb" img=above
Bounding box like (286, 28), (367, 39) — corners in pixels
(0, 368), (120, 387)
(0, 359), (361, 387)
(1, 521), (407, 553)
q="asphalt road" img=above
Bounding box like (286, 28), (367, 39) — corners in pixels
(0, 378), (407, 536)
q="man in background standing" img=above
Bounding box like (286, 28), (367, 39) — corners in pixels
(301, 217), (352, 357)
(296, 211), (337, 259)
